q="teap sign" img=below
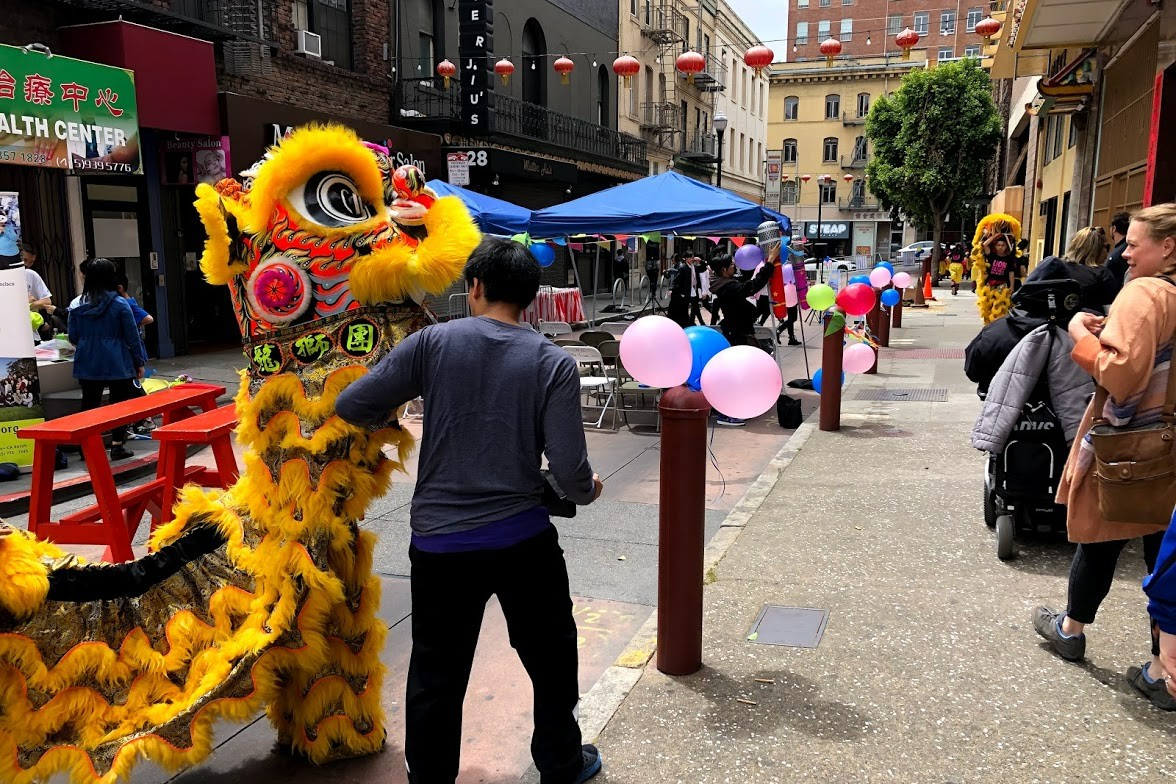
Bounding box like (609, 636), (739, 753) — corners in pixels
(459, 0), (494, 135)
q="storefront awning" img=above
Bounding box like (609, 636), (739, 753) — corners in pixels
(1010, 0), (1133, 50)
(1025, 48), (1097, 115)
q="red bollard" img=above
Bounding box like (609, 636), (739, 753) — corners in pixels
(892, 293), (904, 329)
(865, 297), (881, 375)
(879, 302), (892, 347)
(820, 312), (844, 432)
(657, 385), (711, 676)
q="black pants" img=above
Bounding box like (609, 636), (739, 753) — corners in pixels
(687, 296), (704, 326)
(405, 527), (582, 784)
(776, 305), (799, 341)
(79, 378), (138, 445)
(1067, 532), (1165, 655)
(755, 295), (771, 326)
(667, 294), (690, 327)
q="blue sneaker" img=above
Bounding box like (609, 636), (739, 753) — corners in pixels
(716, 414), (746, 427)
(573, 744), (602, 783)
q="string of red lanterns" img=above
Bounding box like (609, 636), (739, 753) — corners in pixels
(895, 28), (920, 60)
(612, 54), (641, 86)
(494, 58), (515, 85)
(675, 50), (706, 83)
(818, 38), (842, 67)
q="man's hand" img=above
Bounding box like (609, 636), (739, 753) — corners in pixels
(137, 366), (146, 380)
(1160, 631), (1176, 698)
(592, 473), (604, 501)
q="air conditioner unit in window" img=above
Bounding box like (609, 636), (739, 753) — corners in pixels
(296, 29), (322, 58)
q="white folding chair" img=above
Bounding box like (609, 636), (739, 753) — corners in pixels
(602, 322), (629, 336)
(563, 345), (617, 429)
(540, 320), (573, 338)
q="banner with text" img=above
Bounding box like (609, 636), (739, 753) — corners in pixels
(0, 44), (140, 173)
(765, 150), (781, 208)
(0, 194), (42, 464)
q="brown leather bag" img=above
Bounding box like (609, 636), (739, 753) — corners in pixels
(1088, 352), (1176, 525)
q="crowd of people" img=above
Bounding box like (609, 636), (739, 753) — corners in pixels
(966, 204), (1176, 711)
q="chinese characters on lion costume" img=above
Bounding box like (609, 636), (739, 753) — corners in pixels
(0, 125), (480, 783)
(970, 212), (1024, 325)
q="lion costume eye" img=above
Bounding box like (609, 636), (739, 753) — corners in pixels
(289, 171), (375, 227)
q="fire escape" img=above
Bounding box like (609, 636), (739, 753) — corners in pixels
(639, 0), (687, 154)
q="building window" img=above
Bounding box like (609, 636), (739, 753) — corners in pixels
(797, 0), (809, 6)
(820, 181), (836, 203)
(843, 0), (853, 5)
(940, 10), (955, 35)
(966, 7), (983, 31)
(522, 20), (548, 107)
(887, 15), (903, 35)
(295, 0), (352, 68)
(783, 138), (798, 163)
(1053, 114), (1065, 158)
(796, 21), (809, 45)
(823, 136), (838, 162)
(739, 133), (746, 171)
(853, 135), (867, 161)
(825, 94), (840, 119)
(840, 19), (853, 41)
(856, 92), (869, 117)
(914, 12), (929, 35)
(938, 47), (953, 60)
(598, 65), (609, 127)
(819, 0), (831, 7)
(964, 44), (981, 57)
(414, 0), (437, 76)
(1069, 117), (1078, 147)
(784, 95), (799, 120)
(818, 19), (830, 38)
(630, 0), (637, 16)
(781, 181), (798, 204)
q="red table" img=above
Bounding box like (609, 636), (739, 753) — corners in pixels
(524, 287), (586, 326)
(151, 403), (240, 534)
(17, 383), (225, 562)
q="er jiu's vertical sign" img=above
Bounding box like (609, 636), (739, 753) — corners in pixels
(459, 0), (494, 136)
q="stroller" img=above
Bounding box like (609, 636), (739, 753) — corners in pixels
(968, 277), (1085, 560)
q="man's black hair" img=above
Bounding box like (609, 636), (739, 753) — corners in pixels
(708, 253), (733, 275)
(1111, 211), (1131, 237)
(18, 242), (36, 257)
(463, 237), (542, 309)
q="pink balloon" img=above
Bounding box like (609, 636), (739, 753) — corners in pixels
(892, 271), (912, 289)
(843, 342), (876, 374)
(835, 283), (877, 316)
(783, 283), (798, 307)
(620, 315), (692, 388)
(700, 345), (783, 419)
(869, 267), (892, 288)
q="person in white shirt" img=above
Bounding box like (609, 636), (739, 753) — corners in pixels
(22, 244), (54, 314)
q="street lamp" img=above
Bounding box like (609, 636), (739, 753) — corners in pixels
(713, 112), (728, 187)
(815, 173), (834, 278)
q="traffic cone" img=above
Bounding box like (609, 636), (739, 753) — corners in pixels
(923, 272), (934, 302)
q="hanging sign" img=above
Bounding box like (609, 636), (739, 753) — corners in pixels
(458, 0), (495, 135)
(0, 44), (141, 173)
(447, 151), (471, 185)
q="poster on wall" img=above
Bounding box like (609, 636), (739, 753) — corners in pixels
(0, 195), (42, 464)
(160, 136), (231, 185)
(0, 43), (141, 173)
(0, 190), (21, 267)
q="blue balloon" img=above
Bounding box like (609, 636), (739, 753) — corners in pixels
(880, 288), (901, 307)
(849, 275), (871, 287)
(684, 326), (731, 391)
(812, 368), (846, 395)
(531, 242), (556, 267)
(875, 261), (895, 274)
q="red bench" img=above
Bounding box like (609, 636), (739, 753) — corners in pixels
(151, 403), (240, 533)
(17, 383), (225, 562)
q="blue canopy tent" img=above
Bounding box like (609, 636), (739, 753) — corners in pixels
(427, 179), (532, 236)
(527, 171), (790, 238)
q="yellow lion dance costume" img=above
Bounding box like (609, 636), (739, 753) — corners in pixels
(970, 212), (1024, 324)
(0, 126), (480, 783)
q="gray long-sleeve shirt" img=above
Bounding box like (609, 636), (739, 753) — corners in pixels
(335, 316), (596, 537)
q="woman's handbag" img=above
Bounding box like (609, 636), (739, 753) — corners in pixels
(1088, 357), (1176, 525)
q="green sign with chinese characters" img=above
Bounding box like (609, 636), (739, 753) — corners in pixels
(0, 44), (140, 173)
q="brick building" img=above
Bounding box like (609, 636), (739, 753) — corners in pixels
(789, 0), (988, 64)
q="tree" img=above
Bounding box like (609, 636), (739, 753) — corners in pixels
(865, 59), (1001, 299)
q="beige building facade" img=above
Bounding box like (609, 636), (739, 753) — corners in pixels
(766, 53), (924, 261)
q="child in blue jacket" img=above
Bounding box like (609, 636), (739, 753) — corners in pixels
(1144, 519), (1176, 703)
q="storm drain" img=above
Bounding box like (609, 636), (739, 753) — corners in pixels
(889, 349), (965, 360)
(852, 387), (949, 402)
(746, 606), (829, 648)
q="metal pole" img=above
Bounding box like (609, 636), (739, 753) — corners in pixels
(819, 312), (843, 432)
(657, 385), (711, 676)
(592, 243), (601, 326)
(716, 131), (724, 187)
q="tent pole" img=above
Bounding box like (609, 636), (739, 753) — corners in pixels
(787, 310), (814, 389)
(592, 243), (601, 327)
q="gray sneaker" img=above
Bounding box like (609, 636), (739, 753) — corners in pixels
(1126, 664), (1176, 711)
(1032, 606), (1086, 661)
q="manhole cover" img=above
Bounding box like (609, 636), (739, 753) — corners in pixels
(747, 605), (829, 648)
(890, 349), (965, 360)
(852, 388), (949, 402)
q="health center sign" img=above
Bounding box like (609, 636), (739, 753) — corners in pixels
(0, 44), (140, 173)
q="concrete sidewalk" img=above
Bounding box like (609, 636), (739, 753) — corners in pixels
(588, 292), (1175, 783)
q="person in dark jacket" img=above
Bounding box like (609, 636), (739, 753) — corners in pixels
(666, 255), (692, 327)
(1144, 519), (1176, 700)
(1105, 211), (1130, 287)
(68, 258), (147, 460)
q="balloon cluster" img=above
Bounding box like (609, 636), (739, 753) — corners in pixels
(619, 316), (782, 419)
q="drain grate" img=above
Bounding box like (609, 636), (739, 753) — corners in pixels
(889, 349), (965, 360)
(747, 606), (830, 648)
(852, 387), (949, 402)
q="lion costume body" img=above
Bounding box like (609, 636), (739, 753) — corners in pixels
(0, 126), (480, 783)
(970, 212), (1024, 324)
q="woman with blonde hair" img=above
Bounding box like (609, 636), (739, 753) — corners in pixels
(1023, 227), (1120, 309)
(1034, 203), (1176, 711)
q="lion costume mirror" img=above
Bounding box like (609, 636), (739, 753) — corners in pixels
(0, 125), (480, 783)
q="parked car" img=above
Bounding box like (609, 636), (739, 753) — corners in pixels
(803, 256), (856, 282)
(896, 241), (937, 263)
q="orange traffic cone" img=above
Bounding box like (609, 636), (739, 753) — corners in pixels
(923, 272), (934, 302)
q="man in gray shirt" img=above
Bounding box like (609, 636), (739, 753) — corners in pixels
(336, 237), (604, 784)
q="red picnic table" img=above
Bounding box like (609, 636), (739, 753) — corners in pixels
(18, 383), (227, 562)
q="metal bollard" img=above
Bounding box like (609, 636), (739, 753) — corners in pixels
(892, 292), (904, 329)
(866, 297), (881, 375)
(820, 313), (843, 432)
(657, 385), (711, 676)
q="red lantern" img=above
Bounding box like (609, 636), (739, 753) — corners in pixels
(895, 28), (920, 60)
(843, 174), (855, 183)
(494, 58), (515, 85)
(819, 38), (842, 67)
(818, 174), (833, 184)
(676, 50), (706, 84)
(975, 16), (1002, 42)
(436, 59), (456, 89)
(612, 54), (641, 87)
(781, 173), (790, 182)
(800, 174), (812, 184)
(554, 56), (575, 85)
(743, 45), (774, 77)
